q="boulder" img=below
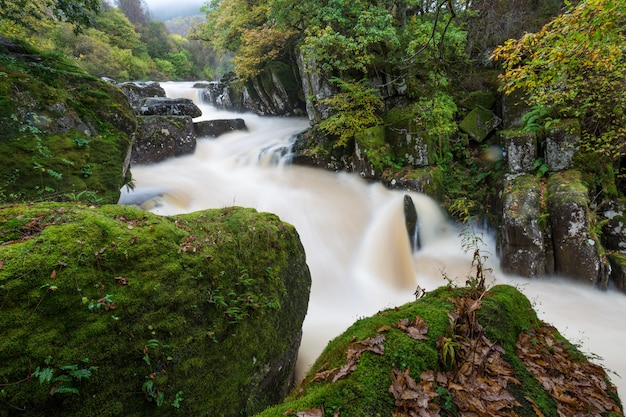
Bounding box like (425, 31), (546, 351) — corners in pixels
(255, 284), (622, 416)
(137, 97), (202, 118)
(545, 119), (581, 172)
(547, 170), (609, 287)
(117, 81), (167, 111)
(202, 74), (246, 112)
(0, 202), (311, 416)
(0, 36), (135, 204)
(499, 174), (552, 277)
(499, 130), (537, 175)
(194, 118), (247, 138)
(458, 106), (501, 143)
(132, 115), (196, 165)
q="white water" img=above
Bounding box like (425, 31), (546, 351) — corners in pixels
(120, 82), (626, 397)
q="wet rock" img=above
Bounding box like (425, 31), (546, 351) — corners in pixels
(608, 253), (626, 293)
(404, 194), (420, 251)
(548, 170), (609, 288)
(118, 81), (167, 110)
(202, 75), (246, 112)
(137, 97), (202, 118)
(132, 115), (196, 164)
(202, 64), (306, 117)
(545, 119), (580, 172)
(194, 118), (247, 138)
(499, 174), (552, 277)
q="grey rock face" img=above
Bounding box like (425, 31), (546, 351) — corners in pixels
(194, 119), (248, 138)
(499, 175), (552, 277)
(138, 97), (202, 118)
(132, 115), (196, 165)
(545, 119), (580, 172)
(500, 130), (537, 175)
(118, 81), (167, 110)
(547, 171), (609, 288)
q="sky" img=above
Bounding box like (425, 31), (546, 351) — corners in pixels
(144, 0), (206, 20)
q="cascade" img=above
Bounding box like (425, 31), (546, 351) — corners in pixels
(120, 82), (626, 396)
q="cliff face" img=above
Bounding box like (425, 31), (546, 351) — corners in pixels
(0, 37), (135, 204)
(0, 202), (311, 416)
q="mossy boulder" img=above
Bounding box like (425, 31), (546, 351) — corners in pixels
(0, 37), (135, 204)
(548, 170), (609, 287)
(255, 285), (623, 417)
(0, 202), (311, 416)
(500, 174), (552, 277)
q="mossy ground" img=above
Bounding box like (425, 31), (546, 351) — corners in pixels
(0, 36), (135, 204)
(254, 284), (622, 417)
(0, 202), (310, 416)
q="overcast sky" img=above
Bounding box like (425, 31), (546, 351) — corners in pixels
(144, 0), (206, 20)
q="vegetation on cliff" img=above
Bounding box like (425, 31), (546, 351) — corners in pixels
(493, 0), (626, 197)
(0, 36), (134, 204)
(0, 202), (311, 416)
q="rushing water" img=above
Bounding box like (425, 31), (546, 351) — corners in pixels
(120, 82), (626, 397)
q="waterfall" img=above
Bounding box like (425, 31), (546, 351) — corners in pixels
(120, 82), (626, 395)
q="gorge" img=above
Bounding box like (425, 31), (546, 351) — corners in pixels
(121, 82), (626, 398)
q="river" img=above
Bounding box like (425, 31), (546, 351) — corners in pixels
(120, 82), (626, 397)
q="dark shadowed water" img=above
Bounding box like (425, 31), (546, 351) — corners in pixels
(120, 82), (626, 396)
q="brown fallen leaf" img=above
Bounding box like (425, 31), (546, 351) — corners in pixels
(396, 316), (429, 340)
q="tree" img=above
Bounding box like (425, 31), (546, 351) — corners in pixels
(492, 0), (626, 160)
(116, 0), (149, 27)
(0, 0), (100, 33)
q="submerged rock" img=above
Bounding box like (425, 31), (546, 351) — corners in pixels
(0, 202), (311, 416)
(255, 285), (623, 416)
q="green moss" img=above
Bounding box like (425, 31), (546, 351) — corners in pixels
(0, 202), (310, 416)
(255, 284), (621, 417)
(547, 170), (589, 206)
(0, 36), (135, 204)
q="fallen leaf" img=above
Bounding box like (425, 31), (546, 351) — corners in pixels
(396, 316), (429, 340)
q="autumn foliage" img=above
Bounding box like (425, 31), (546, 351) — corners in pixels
(492, 0), (626, 160)
(266, 285), (623, 417)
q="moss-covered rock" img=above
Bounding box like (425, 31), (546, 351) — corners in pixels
(0, 202), (311, 416)
(547, 170), (610, 287)
(0, 37), (135, 204)
(500, 174), (552, 277)
(254, 285), (623, 417)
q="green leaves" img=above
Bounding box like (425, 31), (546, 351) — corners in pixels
(318, 78), (384, 148)
(492, 0), (626, 160)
